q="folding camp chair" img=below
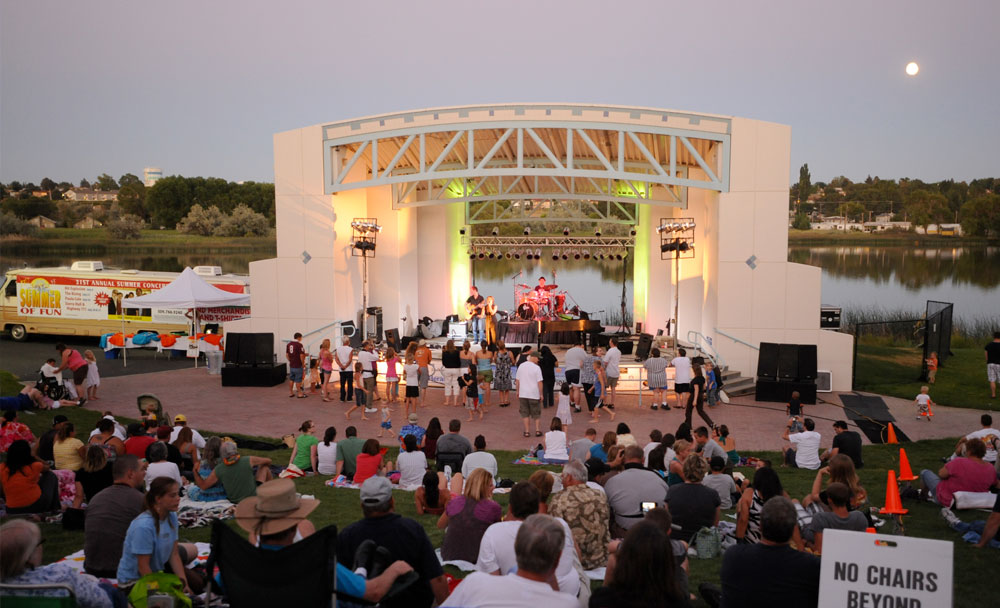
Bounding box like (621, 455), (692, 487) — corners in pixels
(435, 451), (465, 475)
(0, 582), (77, 608)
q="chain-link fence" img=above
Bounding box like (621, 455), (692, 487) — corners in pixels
(851, 300), (954, 389)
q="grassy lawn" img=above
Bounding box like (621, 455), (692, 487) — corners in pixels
(2, 228), (276, 252)
(855, 345), (997, 410)
(4, 402), (995, 607)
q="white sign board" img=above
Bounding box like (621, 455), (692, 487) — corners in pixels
(819, 529), (952, 608)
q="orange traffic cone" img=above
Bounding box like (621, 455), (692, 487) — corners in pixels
(880, 470), (908, 515)
(886, 423), (899, 444)
(866, 527), (877, 534)
(898, 448), (917, 481)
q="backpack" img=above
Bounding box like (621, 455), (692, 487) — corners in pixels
(694, 526), (722, 559)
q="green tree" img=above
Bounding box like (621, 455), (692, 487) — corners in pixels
(959, 194), (1000, 237)
(904, 189), (951, 227)
(792, 213), (811, 230)
(106, 214), (145, 240)
(95, 174), (119, 191)
(119, 173), (142, 188)
(79, 178), (91, 188)
(0, 212), (39, 237)
(1, 197), (57, 219)
(40, 177), (57, 193)
(8, 180), (23, 191)
(56, 201), (82, 227)
(797, 164), (812, 206)
(146, 176), (193, 228)
(837, 202), (866, 222)
(214, 204), (271, 237)
(177, 203), (225, 236)
(117, 182), (147, 218)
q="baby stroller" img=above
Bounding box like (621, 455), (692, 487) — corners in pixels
(35, 372), (68, 401)
(137, 394), (170, 428)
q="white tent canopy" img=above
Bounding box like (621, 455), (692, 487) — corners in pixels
(125, 267), (250, 309)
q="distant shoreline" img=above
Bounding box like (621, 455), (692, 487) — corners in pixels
(787, 229), (996, 246)
(1, 228), (277, 254)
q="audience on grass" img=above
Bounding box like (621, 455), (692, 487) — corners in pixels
(590, 430), (617, 463)
(149, 426), (184, 467)
(53, 422), (88, 472)
(461, 435), (498, 480)
(570, 427), (598, 462)
(0, 439), (60, 514)
(801, 482), (868, 553)
(537, 417), (569, 464)
(415, 470), (451, 515)
(735, 466), (788, 545)
(549, 460), (610, 570)
(75, 444), (114, 503)
(920, 437), (999, 506)
(193, 440), (271, 503)
(171, 427), (199, 477)
(703, 456), (741, 509)
(592, 519), (690, 608)
(642, 429), (662, 466)
(398, 434), (429, 489)
(354, 438), (393, 486)
(83, 455), (145, 578)
(1, 519), (118, 608)
(952, 414), (1000, 463)
(803, 453), (868, 511)
(527, 470), (555, 514)
(475, 481), (582, 598)
(821, 420), (864, 468)
(0, 409), (35, 454)
(34, 414), (68, 462)
(186, 436), (226, 502)
(335, 426), (365, 479)
(715, 424), (740, 466)
(124, 422), (155, 459)
(695, 425), (726, 462)
(88, 418), (125, 460)
(87, 414), (126, 443)
(721, 497), (821, 607)
(444, 514), (578, 608)
(423, 417), (444, 460)
(168, 414), (206, 452)
(783, 417), (822, 470)
(144, 441), (183, 488)
(288, 420), (319, 473)
(338, 476), (450, 608)
(399, 413), (427, 448)
(667, 439), (693, 486)
(674, 422), (693, 443)
(316, 426), (338, 476)
(439, 468), (502, 562)
(604, 445), (669, 536)
(615, 422), (637, 448)
(666, 453), (721, 543)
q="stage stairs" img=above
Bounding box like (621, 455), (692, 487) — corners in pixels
(676, 337), (756, 398)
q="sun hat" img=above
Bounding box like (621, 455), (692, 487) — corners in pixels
(360, 476), (393, 506)
(173, 414), (187, 423)
(234, 478), (319, 536)
(408, 413), (419, 424)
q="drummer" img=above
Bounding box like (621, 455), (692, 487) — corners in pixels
(534, 276), (549, 293)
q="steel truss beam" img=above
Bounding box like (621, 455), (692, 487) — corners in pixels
(468, 236), (635, 249)
(466, 199), (640, 226)
(323, 120), (729, 211)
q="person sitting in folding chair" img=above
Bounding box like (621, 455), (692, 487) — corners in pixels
(220, 478), (414, 606)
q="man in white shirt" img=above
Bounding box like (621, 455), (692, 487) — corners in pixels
(643, 429), (663, 466)
(475, 483), (582, 599)
(357, 341), (379, 410)
(461, 435), (499, 480)
(87, 414), (127, 442)
(448, 513), (578, 608)
(335, 337), (354, 402)
(168, 414), (206, 450)
(670, 348), (692, 410)
(515, 354), (544, 437)
(563, 339), (587, 412)
(953, 414), (1000, 463)
(782, 418), (822, 470)
(602, 338), (622, 410)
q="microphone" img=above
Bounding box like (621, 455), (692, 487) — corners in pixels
(511, 270), (522, 280)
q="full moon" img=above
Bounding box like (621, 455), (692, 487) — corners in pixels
(905, 62), (919, 76)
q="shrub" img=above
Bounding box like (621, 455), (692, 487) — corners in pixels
(0, 212), (39, 237)
(177, 204), (225, 236)
(213, 204), (271, 237)
(792, 213), (811, 230)
(106, 214), (145, 240)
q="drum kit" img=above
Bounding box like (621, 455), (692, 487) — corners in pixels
(514, 283), (568, 321)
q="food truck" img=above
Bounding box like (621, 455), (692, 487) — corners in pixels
(1, 261), (250, 341)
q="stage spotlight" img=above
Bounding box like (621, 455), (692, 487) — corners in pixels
(562, 227), (570, 236)
(594, 227), (602, 236)
(469, 252), (476, 260)
(477, 251), (486, 260)
(582, 250), (591, 260)
(561, 251), (569, 260)
(504, 251), (512, 259)
(488, 251), (496, 259)
(551, 251), (560, 261)
(459, 227), (467, 236)
(491, 227), (499, 236)
(614, 252), (623, 260)
(629, 226), (637, 236)
(573, 250), (581, 260)
(534, 249), (542, 259)
(513, 252), (521, 260)
(523, 226), (531, 235)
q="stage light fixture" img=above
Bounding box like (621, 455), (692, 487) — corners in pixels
(488, 251), (496, 259)
(491, 227), (499, 236)
(513, 252), (521, 260)
(614, 252), (623, 260)
(573, 250), (581, 260)
(523, 226), (531, 235)
(459, 227), (467, 235)
(562, 227), (570, 236)
(594, 227), (602, 236)
(561, 251), (569, 260)
(629, 226), (637, 236)
(477, 251), (486, 260)
(504, 251), (512, 259)
(551, 251), (560, 261)
(469, 252), (476, 260)
(582, 250), (591, 260)
(534, 249), (542, 259)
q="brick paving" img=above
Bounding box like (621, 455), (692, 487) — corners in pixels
(87, 368), (989, 453)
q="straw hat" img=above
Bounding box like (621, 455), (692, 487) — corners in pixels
(234, 478), (319, 536)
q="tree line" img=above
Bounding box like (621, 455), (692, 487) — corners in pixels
(792, 164), (999, 236)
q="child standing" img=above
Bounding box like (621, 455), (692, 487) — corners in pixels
(377, 400), (392, 438)
(786, 390), (804, 432)
(385, 348), (400, 403)
(926, 352), (938, 384)
(308, 358), (321, 394)
(555, 382), (572, 435)
(84, 350), (101, 401)
(460, 365), (479, 421)
(914, 385), (934, 421)
(345, 362), (369, 421)
(705, 361), (718, 407)
(403, 355), (420, 417)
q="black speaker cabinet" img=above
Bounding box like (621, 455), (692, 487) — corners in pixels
(754, 378), (817, 404)
(634, 333), (654, 360)
(777, 344), (799, 380)
(617, 340), (634, 355)
(400, 336), (419, 350)
(757, 342), (780, 380)
(222, 364), (287, 387)
(342, 321), (362, 349)
(797, 344), (818, 381)
(237, 334), (256, 366)
(755, 378), (784, 402)
(224, 333), (242, 365)
(254, 333), (274, 366)
(385, 329), (401, 351)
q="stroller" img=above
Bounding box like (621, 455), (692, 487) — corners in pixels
(35, 372), (69, 401)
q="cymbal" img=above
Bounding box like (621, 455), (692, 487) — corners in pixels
(516, 284), (531, 289)
(541, 284), (558, 290)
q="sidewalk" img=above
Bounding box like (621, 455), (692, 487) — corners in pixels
(90, 368), (986, 453)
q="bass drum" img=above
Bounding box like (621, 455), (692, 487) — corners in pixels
(516, 302), (536, 321)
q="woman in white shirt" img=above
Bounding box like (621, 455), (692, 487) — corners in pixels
(316, 426), (338, 476)
(538, 417), (569, 464)
(397, 434), (428, 489)
(144, 441), (183, 488)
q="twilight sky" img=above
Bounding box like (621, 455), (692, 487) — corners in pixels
(2, 0), (997, 185)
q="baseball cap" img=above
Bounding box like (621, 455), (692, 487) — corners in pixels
(52, 415), (69, 426)
(360, 477), (393, 505)
(174, 414), (187, 423)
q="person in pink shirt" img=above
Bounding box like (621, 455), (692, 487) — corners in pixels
(54, 343), (88, 407)
(920, 438), (999, 507)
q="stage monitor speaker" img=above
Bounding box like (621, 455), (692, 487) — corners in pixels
(400, 336), (419, 350)
(365, 307), (383, 342)
(797, 344), (818, 381)
(755, 379), (784, 403)
(342, 321), (362, 349)
(634, 333), (654, 360)
(222, 363), (287, 387)
(224, 333), (242, 365)
(757, 342), (780, 380)
(385, 329), (400, 351)
(778, 344), (799, 380)
(237, 333), (256, 366)
(254, 333), (274, 366)
(618, 339), (634, 355)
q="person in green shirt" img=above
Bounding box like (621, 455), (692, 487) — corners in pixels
(335, 426), (366, 480)
(193, 441), (272, 503)
(289, 420), (319, 473)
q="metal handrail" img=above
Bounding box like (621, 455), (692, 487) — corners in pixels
(280, 320), (357, 355)
(714, 328), (759, 351)
(687, 330), (726, 370)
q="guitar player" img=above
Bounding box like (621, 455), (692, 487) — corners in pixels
(466, 285), (486, 343)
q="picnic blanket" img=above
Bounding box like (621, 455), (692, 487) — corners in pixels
(177, 496), (235, 528)
(511, 455), (547, 465)
(435, 549), (606, 580)
(58, 542), (212, 587)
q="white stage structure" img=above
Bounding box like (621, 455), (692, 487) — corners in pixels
(228, 104), (853, 389)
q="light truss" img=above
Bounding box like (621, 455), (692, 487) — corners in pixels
(468, 236), (635, 249)
(321, 105), (730, 212)
(467, 199), (639, 225)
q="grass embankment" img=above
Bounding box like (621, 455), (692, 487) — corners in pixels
(855, 345), (997, 410)
(4, 375), (997, 607)
(1, 228), (276, 253)
(788, 229), (996, 246)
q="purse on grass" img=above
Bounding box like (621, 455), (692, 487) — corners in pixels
(127, 572), (192, 608)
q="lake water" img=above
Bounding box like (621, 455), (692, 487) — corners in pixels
(5, 245), (998, 325)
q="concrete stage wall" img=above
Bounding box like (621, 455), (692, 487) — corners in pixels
(229, 106), (853, 390)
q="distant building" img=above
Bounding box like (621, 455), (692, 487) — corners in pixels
(809, 216), (864, 231)
(144, 167), (163, 187)
(30, 190), (50, 198)
(64, 188), (117, 202)
(917, 223), (963, 236)
(27, 215), (58, 229)
(73, 216), (103, 229)
(862, 221), (911, 232)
